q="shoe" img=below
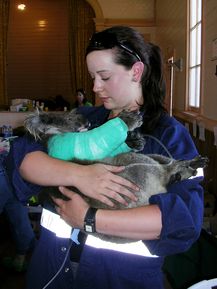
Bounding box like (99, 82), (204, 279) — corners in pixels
(2, 255), (28, 272)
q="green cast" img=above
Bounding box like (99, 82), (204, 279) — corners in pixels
(48, 117), (131, 161)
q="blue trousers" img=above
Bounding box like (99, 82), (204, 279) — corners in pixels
(0, 156), (35, 254)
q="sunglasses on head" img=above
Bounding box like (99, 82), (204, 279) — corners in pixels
(89, 32), (141, 62)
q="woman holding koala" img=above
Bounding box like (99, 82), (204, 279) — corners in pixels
(15, 26), (204, 289)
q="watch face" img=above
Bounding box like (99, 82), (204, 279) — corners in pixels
(85, 224), (94, 233)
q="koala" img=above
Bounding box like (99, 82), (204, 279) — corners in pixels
(42, 152), (208, 243)
(24, 109), (208, 243)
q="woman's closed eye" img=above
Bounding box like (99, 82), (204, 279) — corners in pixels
(89, 75), (110, 81)
(101, 77), (110, 81)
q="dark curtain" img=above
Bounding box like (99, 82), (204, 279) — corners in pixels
(0, 0), (9, 107)
(68, 0), (95, 104)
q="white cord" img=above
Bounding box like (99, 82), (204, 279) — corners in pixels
(41, 240), (72, 289)
(143, 134), (173, 159)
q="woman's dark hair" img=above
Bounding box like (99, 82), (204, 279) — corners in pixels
(86, 26), (167, 133)
(76, 88), (86, 96)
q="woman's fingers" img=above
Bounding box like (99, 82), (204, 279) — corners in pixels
(52, 186), (90, 228)
(101, 166), (139, 203)
(101, 191), (130, 207)
(59, 186), (76, 198)
(100, 187), (137, 206)
(52, 187), (74, 212)
(105, 165), (140, 191)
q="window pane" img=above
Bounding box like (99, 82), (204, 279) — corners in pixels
(196, 24), (201, 65)
(188, 0), (202, 109)
(190, 0), (197, 28)
(198, 0), (202, 22)
(190, 29), (196, 66)
(189, 68), (196, 106)
(195, 66), (201, 107)
(189, 67), (200, 108)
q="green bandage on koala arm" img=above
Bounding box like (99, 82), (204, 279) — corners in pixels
(109, 142), (131, 157)
(48, 117), (131, 161)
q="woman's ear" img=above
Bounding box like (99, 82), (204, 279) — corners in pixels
(131, 62), (144, 82)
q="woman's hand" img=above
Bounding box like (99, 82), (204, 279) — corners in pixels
(53, 186), (89, 228)
(74, 163), (139, 207)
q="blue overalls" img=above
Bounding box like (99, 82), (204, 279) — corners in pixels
(6, 106), (204, 289)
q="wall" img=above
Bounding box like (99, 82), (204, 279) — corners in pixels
(7, 0), (72, 103)
(155, 0), (187, 111)
(155, 0), (217, 123)
(93, 0), (157, 42)
(203, 0), (217, 120)
(97, 0), (155, 19)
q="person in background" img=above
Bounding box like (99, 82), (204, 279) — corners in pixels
(15, 26), (204, 289)
(74, 88), (93, 107)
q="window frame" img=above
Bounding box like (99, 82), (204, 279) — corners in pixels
(186, 0), (203, 113)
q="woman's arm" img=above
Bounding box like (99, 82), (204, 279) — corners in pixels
(96, 204), (161, 240)
(19, 151), (139, 206)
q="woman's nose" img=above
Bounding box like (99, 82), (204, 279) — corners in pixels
(93, 79), (103, 93)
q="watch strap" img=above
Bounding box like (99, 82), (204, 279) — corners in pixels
(83, 207), (98, 233)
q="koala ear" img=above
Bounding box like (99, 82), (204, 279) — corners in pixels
(131, 61), (144, 82)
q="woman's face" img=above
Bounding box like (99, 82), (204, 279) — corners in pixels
(86, 50), (142, 114)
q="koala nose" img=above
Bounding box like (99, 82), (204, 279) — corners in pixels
(175, 172), (181, 181)
(80, 116), (90, 127)
(168, 172), (181, 185)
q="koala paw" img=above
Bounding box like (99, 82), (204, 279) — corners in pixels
(118, 111), (143, 131)
(126, 131), (145, 151)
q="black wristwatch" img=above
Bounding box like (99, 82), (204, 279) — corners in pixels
(83, 207), (98, 233)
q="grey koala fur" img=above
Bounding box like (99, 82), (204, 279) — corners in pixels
(24, 109), (208, 243)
